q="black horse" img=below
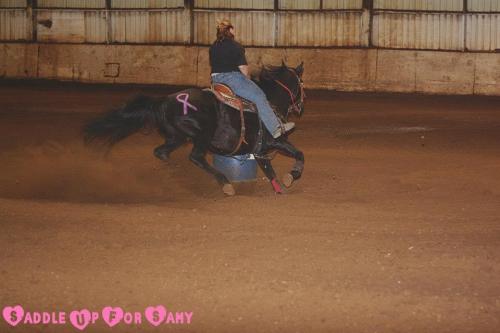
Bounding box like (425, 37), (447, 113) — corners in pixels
(84, 61), (305, 196)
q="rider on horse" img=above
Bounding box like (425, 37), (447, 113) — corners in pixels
(209, 19), (295, 139)
(84, 20), (305, 195)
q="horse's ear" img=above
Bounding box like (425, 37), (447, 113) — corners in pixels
(281, 60), (287, 68)
(296, 61), (304, 77)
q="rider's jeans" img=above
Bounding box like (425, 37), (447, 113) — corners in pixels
(211, 71), (281, 135)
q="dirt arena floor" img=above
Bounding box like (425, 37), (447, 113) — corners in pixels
(1, 81), (499, 333)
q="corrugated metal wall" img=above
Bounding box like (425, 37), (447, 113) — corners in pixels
(111, 9), (189, 43)
(193, 0), (363, 10)
(194, 0), (274, 9)
(277, 11), (367, 46)
(110, 0), (184, 9)
(374, 0), (463, 11)
(194, 10), (275, 46)
(0, 0), (26, 7)
(0, 0), (499, 52)
(37, 0), (105, 8)
(372, 12), (465, 50)
(0, 8), (30, 40)
(466, 13), (500, 50)
(36, 0), (184, 9)
(279, 0), (321, 9)
(84, 11), (108, 43)
(323, 0), (363, 10)
(36, 10), (107, 43)
(468, 0), (500, 12)
(110, 11), (148, 43)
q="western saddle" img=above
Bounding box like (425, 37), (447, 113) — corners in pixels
(208, 83), (259, 155)
(210, 83), (257, 113)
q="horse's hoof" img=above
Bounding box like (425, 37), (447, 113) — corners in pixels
(223, 184), (235, 196)
(154, 150), (169, 161)
(282, 173), (294, 188)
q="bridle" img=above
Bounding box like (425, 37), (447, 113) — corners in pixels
(273, 68), (306, 119)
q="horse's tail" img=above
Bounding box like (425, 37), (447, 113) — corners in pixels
(84, 95), (163, 147)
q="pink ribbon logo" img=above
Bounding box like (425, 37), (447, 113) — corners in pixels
(144, 305), (166, 326)
(176, 93), (198, 115)
(2, 305), (24, 326)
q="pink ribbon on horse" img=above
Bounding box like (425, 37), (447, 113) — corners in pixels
(176, 93), (198, 115)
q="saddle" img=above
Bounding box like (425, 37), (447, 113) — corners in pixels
(207, 83), (260, 155)
(210, 83), (257, 113)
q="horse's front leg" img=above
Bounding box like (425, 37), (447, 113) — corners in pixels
(270, 138), (305, 188)
(255, 157), (285, 194)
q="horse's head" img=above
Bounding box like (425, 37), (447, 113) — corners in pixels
(259, 61), (305, 121)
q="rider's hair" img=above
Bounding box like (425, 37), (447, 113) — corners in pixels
(215, 18), (234, 42)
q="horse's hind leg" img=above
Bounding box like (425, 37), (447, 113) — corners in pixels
(270, 138), (305, 188)
(189, 143), (235, 196)
(154, 125), (186, 161)
(255, 157), (285, 194)
(154, 138), (185, 161)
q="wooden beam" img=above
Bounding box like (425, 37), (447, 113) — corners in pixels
(27, 0), (37, 42)
(363, 0), (373, 10)
(184, 0), (194, 45)
(105, 0), (112, 43)
(363, 0), (373, 48)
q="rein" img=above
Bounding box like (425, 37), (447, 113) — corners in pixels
(273, 69), (305, 118)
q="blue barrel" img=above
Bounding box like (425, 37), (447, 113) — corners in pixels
(212, 154), (258, 182)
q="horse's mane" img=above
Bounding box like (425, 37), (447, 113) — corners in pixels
(260, 63), (288, 80)
(262, 65), (286, 75)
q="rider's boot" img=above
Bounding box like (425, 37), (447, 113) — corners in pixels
(272, 122), (295, 138)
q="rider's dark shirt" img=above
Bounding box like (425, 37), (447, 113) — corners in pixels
(209, 38), (247, 74)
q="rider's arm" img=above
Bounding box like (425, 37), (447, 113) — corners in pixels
(239, 65), (249, 78)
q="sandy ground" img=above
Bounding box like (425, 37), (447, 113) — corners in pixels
(0, 81), (499, 333)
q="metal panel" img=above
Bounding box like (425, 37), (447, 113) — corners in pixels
(36, 9), (107, 42)
(111, 11), (148, 42)
(148, 10), (190, 42)
(468, 0), (500, 12)
(323, 0), (363, 9)
(194, 0), (362, 10)
(110, 0), (184, 8)
(0, 0), (26, 7)
(37, 0), (105, 8)
(372, 12), (465, 50)
(37, 10), (85, 42)
(466, 14), (500, 50)
(84, 10), (107, 42)
(194, 0), (273, 9)
(277, 11), (367, 46)
(0, 9), (30, 40)
(374, 0), (463, 11)
(279, 0), (320, 9)
(194, 10), (275, 46)
(111, 9), (189, 43)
